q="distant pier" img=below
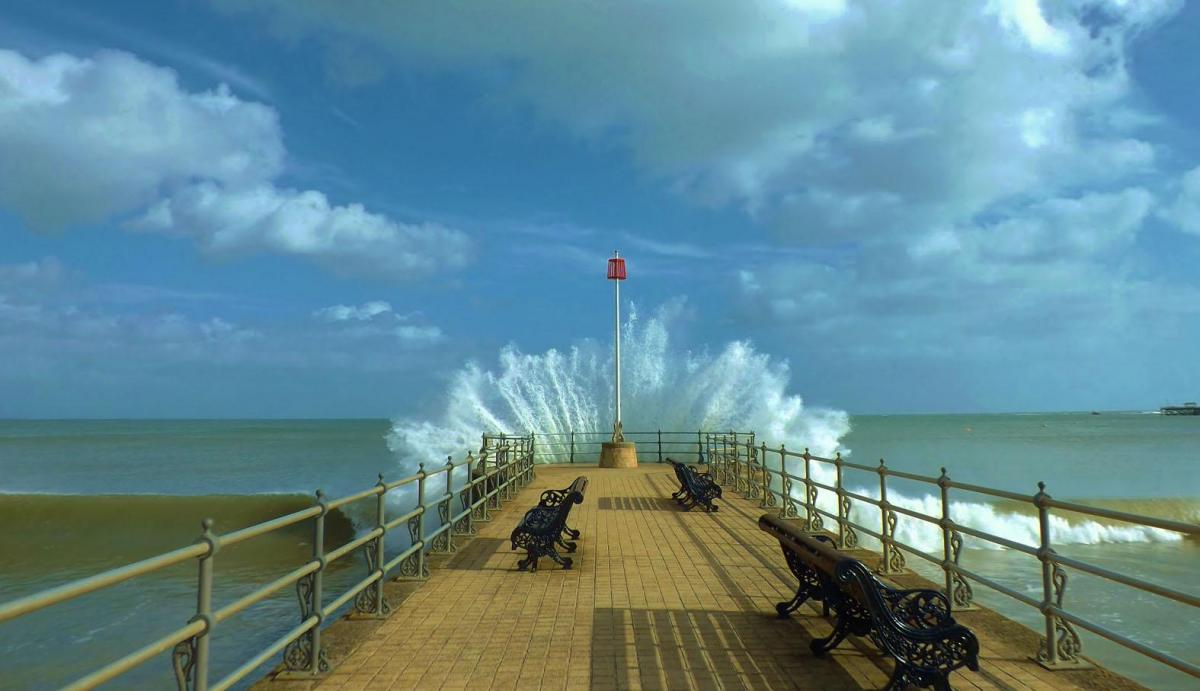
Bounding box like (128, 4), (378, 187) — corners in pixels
(1160, 402), (1200, 415)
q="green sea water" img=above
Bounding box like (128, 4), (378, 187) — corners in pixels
(0, 414), (1196, 689)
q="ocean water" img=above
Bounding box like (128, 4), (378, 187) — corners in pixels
(1, 414), (1196, 689)
(1, 313), (1196, 689)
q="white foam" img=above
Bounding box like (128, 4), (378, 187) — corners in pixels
(388, 301), (847, 465)
(388, 300), (1176, 548)
(793, 464), (1182, 551)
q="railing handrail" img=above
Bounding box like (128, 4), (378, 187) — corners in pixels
(0, 436), (537, 690)
(705, 437), (1199, 681)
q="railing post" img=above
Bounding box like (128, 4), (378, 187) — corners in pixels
(802, 448), (821, 531)
(194, 519), (218, 691)
(570, 431), (575, 463)
(283, 490), (329, 674)
(834, 452), (855, 548)
(657, 429), (663, 463)
(759, 442), (770, 508)
(938, 468), (954, 604)
(697, 429), (703, 463)
(731, 432), (741, 493)
(463, 451), (478, 531)
(779, 445), (797, 518)
(745, 440), (755, 499)
(415, 465), (428, 578)
(436, 457), (455, 555)
(933, 469), (974, 611)
(732, 432), (743, 493)
(1034, 481), (1085, 668)
(506, 442), (513, 498)
(877, 459), (905, 574)
(479, 452), (492, 521)
(406, 465), (431, 580)
(373, 474), (388, 614)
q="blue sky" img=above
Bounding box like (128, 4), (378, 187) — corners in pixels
(1, 0), (1199, 417)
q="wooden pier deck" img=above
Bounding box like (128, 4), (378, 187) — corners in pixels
(291, 464), (1142, 691)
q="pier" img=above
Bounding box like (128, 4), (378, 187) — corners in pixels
(277, 464), (1142, 691)
(1, 431), (1196, 690)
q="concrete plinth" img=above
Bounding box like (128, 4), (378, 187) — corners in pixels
(599, 441), (638, 468)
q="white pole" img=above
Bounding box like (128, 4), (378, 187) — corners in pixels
(614, 263), (621, 435)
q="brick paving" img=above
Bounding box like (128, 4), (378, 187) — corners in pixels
(315, 465), (1118, 690)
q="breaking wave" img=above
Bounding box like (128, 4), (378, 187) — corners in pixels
(388, 300), (1190, 550)
(387, 301), (847, 464)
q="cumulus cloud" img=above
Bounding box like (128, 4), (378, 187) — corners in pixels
(0, 48), (470, 278)
(213, 0), (1178, 238)
(0, 49), (281, 229)
(132, 183), (471, 277)
(210, 0), (1193, 351)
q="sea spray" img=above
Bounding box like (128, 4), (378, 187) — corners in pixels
(387, 301), (1182, 549)
(387, 301), (848, 465)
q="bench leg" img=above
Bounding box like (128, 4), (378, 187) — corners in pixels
(556, 536), (578, 553)
(810, 617), (851, 657)
(517, 552), (539, 572)
(775, 588), (813, 618)
(882, 662), (932, 691)
(562, 524), (580, 540)
(545, 547), (573, 569)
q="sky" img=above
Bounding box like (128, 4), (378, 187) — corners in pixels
(1, 0), (1199, 418)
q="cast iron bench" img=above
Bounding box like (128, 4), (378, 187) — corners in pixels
(666, 458), (722, 512)
(759, 513), (980, 691)
(535, 477), (586, 541)
(510, 476), (587, 571)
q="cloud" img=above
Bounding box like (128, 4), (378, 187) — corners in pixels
(735, 187), (1189, 356)
(0, 48), (471, 279)
(314, 301), (394, 322)
(0, 263), (262, 367)
(210, 1), (1193, 348)
(312, 300), (445, 346)
(132, 183), (472, 278)
(1161, 165), (1200, 235)
(0, 259), (451, 391)
(0, 256), (67, 297)
(393, 324), (444, 345)
(213, 0), (1179, 239)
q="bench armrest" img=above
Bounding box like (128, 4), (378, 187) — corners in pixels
(882, 588), (954, 629)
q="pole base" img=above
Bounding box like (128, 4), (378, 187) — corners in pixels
(600, 441), (638, 468)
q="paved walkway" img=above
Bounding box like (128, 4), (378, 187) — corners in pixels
(315, 465), (1126, 690)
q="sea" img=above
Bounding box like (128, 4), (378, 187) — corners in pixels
(0, 414), (1196, 690)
